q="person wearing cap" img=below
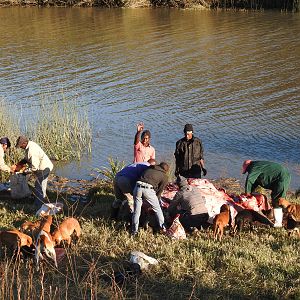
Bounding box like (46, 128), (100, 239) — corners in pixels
(111, 159), (156, 220)
(0, 137), (14, 173)
(131, 162), (169, 236)
(133, 122), (155, 163)
(14, 136), (53, 208)
(242, 160), (291, 228)
(168, 175), (209, 232)
(174, 124), (206, 178)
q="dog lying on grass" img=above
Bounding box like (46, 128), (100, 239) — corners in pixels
(0, 230), (33, 258)
(52, 217), (81, 247)
(234, 209), (274, 233)
(213, 204), (230, 241)
(279, 198), (300, 236)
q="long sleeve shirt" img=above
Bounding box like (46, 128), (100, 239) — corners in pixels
(23, 141), (53, 172)
(117, 162), (150, 181)
(168, 184), (208, 216)
(174, 136), (204, 177)
(138, 165), (168, 198)
(0, 146), (10, 172)
(245, 161), (290, 195)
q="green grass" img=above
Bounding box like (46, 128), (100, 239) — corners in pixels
(0, 180), (299, 299)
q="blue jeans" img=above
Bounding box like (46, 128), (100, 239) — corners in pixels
(33, 169), (50, 208)
(132, 182), (165, 233)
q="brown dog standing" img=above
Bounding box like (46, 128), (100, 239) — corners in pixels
(213, 204), (230, 241)
(52, 217), (81, 246)
(279, 198), (300, 236)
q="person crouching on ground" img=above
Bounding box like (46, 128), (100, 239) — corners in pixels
(133, 122), (155, 163)
(242, 160), (291, 228)
(174, 123), (206, 178)
(111, 159), (156, 220)
(131, 162), (169, 236)
(168, 175), (209, 233)
(13, 136), (53, 208)
(0, 137), (15, 174)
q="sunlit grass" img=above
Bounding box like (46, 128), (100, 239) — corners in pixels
(0, 183), (299, 299)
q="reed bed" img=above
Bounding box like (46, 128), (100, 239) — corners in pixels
(0, 182), (299, 299)
(0, 96), (91, 181)
(26, 94), (92, 161)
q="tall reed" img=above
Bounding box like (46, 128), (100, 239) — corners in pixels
(26, 94), (92, 161)
(0, 96), (92, 182)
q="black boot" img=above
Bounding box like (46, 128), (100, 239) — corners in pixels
(111, 207), (120, 220)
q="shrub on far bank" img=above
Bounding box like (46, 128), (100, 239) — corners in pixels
(0, 0), (299, 10)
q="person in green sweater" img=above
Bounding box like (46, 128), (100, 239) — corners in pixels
(242, 160), (291, 227)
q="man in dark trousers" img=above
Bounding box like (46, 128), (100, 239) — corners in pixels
(174, 124), (206, 178)
(242, 160), (291, 227)
(131, 162), (169, 236)
(168, 175), (209, 232)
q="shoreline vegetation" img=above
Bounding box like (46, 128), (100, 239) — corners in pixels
(0, 99), (299, 298)
(0, 0), (299, 11)
(0, 174), (300, 299)
(0, 96), (91, 182)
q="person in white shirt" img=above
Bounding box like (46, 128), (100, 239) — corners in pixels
(14, 136), (53, 208)
(0, 137), (14, 173)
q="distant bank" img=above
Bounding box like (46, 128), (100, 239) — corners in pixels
(0, 0), (299, 11)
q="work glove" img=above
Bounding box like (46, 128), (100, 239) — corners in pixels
(202, 168), (207, 176)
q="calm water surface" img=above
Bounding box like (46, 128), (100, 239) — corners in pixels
(0, 8), (299, 189)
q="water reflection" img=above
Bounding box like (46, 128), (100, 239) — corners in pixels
(0, 8), (299, 188)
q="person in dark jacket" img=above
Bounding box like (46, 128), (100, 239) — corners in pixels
(111, 159), (156, 219)
(174, 124), (206, 178)
(242, 160), (291, 227)
(168, 175), (209, 232)
(131, 162), (169, 235)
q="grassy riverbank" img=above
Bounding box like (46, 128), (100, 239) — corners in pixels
(0, 0), (299, 10)
(0, 177), (299, 299)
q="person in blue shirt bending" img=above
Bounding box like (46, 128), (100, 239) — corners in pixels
(111, 159), (156, 220)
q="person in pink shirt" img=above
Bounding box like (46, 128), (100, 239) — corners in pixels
(133, 122), (155, 163)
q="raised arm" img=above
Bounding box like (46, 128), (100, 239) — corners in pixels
(134, 122), (144, 145)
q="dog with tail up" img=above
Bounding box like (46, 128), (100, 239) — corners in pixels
(213, 204), (230, 241)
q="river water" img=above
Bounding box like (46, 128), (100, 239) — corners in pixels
(0, 8), (299, 189)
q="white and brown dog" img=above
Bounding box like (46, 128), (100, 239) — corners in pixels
(35, 216), (57, 269)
